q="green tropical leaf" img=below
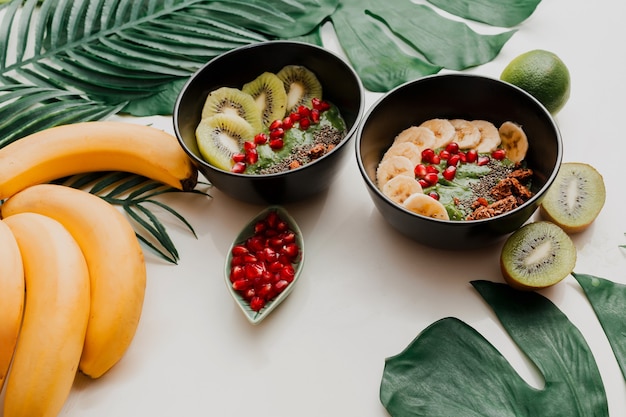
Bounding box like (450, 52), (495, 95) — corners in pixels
(426, 0), (542, 27)
(573, 272), (626, 381)
(332, 0), (515, 91)
(380, 280), (608, 416)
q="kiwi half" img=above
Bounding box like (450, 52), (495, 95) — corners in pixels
(500, 221), (576, 290)
(276, 65), (323, 112)
(242, 72), (288, 128)
(201, 87), (263, 133)
(195, 113), (254, 171)
(540, 162), (606, 233)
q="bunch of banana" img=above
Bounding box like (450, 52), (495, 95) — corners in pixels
(0, 121), (196, 417)
(0, 120), (199, 200)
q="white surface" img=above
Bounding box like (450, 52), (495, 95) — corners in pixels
(8, 1), (626, 416)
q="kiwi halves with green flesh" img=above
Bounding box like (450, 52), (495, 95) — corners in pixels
(540, 162), (606, 233)
(242, 72), (288, 128)
(201, 87), (263, 133)
(500, 221), (576, 291)
(276, 65), (323, 112)
(195, 113), (254, 171)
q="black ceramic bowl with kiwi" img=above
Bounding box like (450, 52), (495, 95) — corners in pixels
(174, 40), (364, 205)
(356, 73), (563, 250)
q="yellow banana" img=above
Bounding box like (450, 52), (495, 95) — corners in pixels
(2, 212), (90, 417)
(0, 121), (198, 200)
(1, 183), (146, 379)
(0, 220), (24, 393)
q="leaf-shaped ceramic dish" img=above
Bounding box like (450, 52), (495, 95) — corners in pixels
(224, 206), (304, 325)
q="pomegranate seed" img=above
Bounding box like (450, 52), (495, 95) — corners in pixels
(249, 296), (265, 312)
(245, 149), (258, 165)
(275, 279), (289, 293)
(232, 153), (245, 163)
(245, 263), (264, 280)
(232, 279), (250, 291)
(477, 155), (490, 166)
(445, 142), (460, 154)
(466, 149), (478, 163)
(268, 261), (283, 273)
(458, 152), (467, 163)
(262, 247), (279, 263)
(311, 97), (330, 111)
(281, 242), (299, 259)
(253, 221), (266, 234)
(414, 163), (427, 178)
(269, 119), (283, 130)
(447, 154), (461, 167)
(477, 197), (489, 206)
(270, 127), (284, 139)
(299, 117), (311, 130)
(425, 165), (439, 174)
(310, 109), (320, 123)
(258, 283), (273, 298)
(269, 138), (284, 149)
(418, 179), (430, 188)
(282, 116), (294, 130)
(280, 264), (296, 282)
(243, 288), (256, 301)
(246, 236), (265, 252)
(244, 141), (256, 151)
(281, 231), (296, 244)
(439, 149), (450, 160)
(231, 244), (249, 256)
(442, 165), (456, 181)
(254, 133), (268, 145)
(428, 191), (440, 200)
(289, 111), (301, 122)
(266, 211), (279, 228)
(424, 172), (439, 186)
(276, 220), (289, 232)
(431, 154), (441, 165)
(297, 105), (311, 118)
(230, 265), (245, 282)
(421, 148), (435, 163)
(231, 255), (244, 267)
(492, 149), (506, 160)
(231, 162), (246, 173)
(243, 253), (258, 264)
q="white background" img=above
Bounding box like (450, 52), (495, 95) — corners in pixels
(5, 0), (626, 416)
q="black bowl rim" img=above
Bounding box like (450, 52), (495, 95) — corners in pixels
(173, 39), (365, 179)
(355, 72), (563, 225)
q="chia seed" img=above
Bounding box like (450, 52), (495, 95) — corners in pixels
(256, 125), (346, 175)
(457, 160), (515, 214)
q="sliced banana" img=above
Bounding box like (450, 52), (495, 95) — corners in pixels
(382, 175), (423, 205)
(471, 120), (501, 153)
(498, 121), (529, 163)
(393, 126), (436, 152)
(376, 155), (415, 189)
(450, 119), (481, 149)
(403, 193), (450, 220)
(382, 142), (422, 166)
(419, 119), (455, 149)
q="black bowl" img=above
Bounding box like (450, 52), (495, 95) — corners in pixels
(356, 73), (563, 249)
(173, 41), (364, 204)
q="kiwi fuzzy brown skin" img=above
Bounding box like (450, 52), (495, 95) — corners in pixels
(500, 221), (577, 291)
(242, 72), (288, 128)
(539, 162), (606, 233)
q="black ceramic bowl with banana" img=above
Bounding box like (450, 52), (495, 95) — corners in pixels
(356, 73), (563, 249)
(174, 40), (364, 205)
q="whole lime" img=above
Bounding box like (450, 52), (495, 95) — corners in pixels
(500, 50), (571, 114)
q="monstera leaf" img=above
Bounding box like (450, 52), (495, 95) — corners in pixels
(0, 0), (542, 145)
(380, 280), (608, 416)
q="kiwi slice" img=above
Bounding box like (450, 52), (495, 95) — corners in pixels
(242, 72), (288, 127)
(201, 87), (263, 133)
(195, 113), (254, 171)
(276, 65), (323, 112)
(500, 221), (576, 290)
(540, 162), (606, 233)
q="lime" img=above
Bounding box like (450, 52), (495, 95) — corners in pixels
(500, 49), (571, 114)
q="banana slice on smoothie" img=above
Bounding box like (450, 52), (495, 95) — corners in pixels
(382, 142), (422, 166)
(450, 119), (481, 149)
(419, 118), (455, 149)
(376, 155), (415, 189)
(471, 120), (501, 153)
(382, 175), (423, 205)
(403, 193), (450, 220)
(393, 126), (436, 153)
(499, 121), (529, 163)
